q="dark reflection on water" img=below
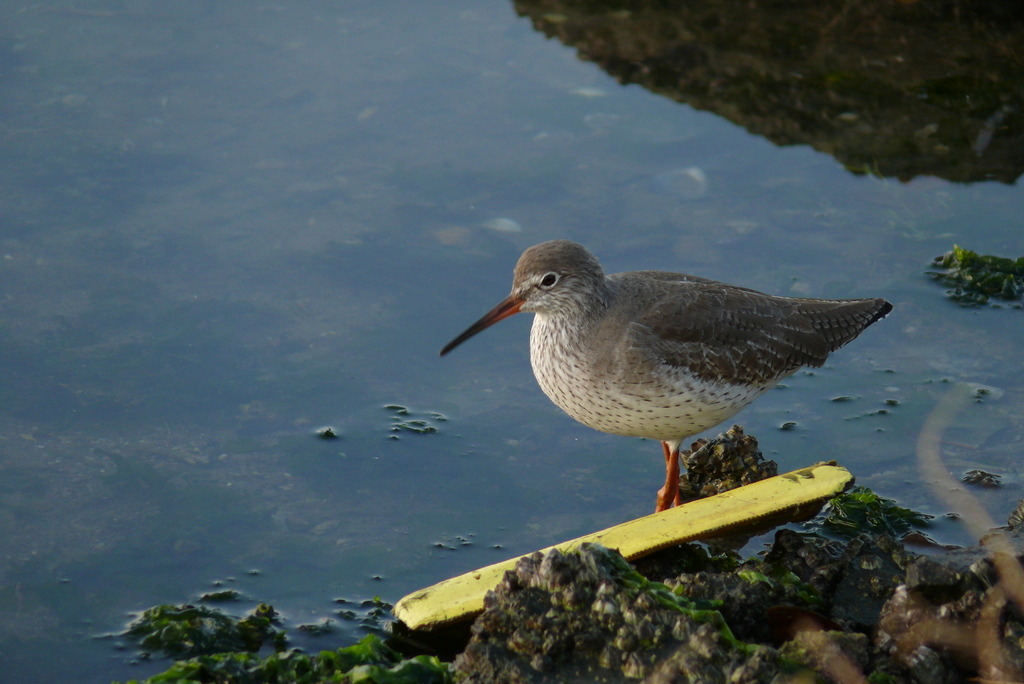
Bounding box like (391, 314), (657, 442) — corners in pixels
(0, 1), (1021, 682)
(515, 0), (1024, 183)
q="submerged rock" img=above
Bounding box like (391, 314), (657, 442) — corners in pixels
(961, 469), (1001, 487)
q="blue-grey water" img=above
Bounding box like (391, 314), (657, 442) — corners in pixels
(0, 2), (1021, 682)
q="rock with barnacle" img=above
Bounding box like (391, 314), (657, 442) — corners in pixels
(453, 543), (781, 683)
(450, 498), (1024, 683)
(677, 425), (777, 502)
(873, 529), (1024, 681)
(1009, 500), (1024, 531)
(453, 538), (912, 683)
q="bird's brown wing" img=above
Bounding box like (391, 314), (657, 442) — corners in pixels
(609, 272), (891, 387)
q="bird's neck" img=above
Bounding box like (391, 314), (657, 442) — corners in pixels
(530, 278), (611, 354)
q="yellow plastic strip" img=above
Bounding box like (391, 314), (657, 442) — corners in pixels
(394, 463), (852, 630)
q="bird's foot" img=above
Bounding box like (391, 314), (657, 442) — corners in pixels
(655, 483), (677, 512)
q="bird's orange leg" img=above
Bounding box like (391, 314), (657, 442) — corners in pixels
(655, 441), (681, 512)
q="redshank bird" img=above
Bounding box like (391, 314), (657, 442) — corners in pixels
(440, 240), (892, 512)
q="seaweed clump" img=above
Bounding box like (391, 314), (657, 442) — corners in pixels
(117, 633), (451, 684)
(124, 603), (286, 658)
(929, 245), (1024, 306)
(119, 604), (452, 684)
(809, 486), (934, 538)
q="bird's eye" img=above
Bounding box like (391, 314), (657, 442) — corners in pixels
(540, 272), (559, 288)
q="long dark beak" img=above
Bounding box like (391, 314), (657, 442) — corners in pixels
(440, 295), (524, 356)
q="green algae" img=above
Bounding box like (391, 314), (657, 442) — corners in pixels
(117, 634), (452, 684)
(811, 486), (933, 538)
(737, 569), (774, 586)
(119, 604), (451, 684)
(929, 245), (1024, 306)
(124, 602), (286, 659)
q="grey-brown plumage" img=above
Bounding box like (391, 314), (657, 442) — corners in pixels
(441, 240), (892, 511)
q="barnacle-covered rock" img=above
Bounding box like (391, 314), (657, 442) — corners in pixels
(904, 554), (984, 603)
(670, 565), (813, 644)
(644, 624), (781, 684)
(764, 528), (846, 598)
(1009, 500), (1024, 531)
(876, 578), (1024, 682)
(677, 425), (777, 502)
(875, 585), (970, 684)
(631, 538), (739, 582)
(830, 534), (913, 630)
(453, 544), (780, 683)
(443, 488), (1024, 684)
(780, 629), (871, 680)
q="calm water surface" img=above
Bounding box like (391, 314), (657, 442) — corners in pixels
(0, 2), (1021, 682)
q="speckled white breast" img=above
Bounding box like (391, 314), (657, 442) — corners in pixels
(529, 313), (771, 443)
